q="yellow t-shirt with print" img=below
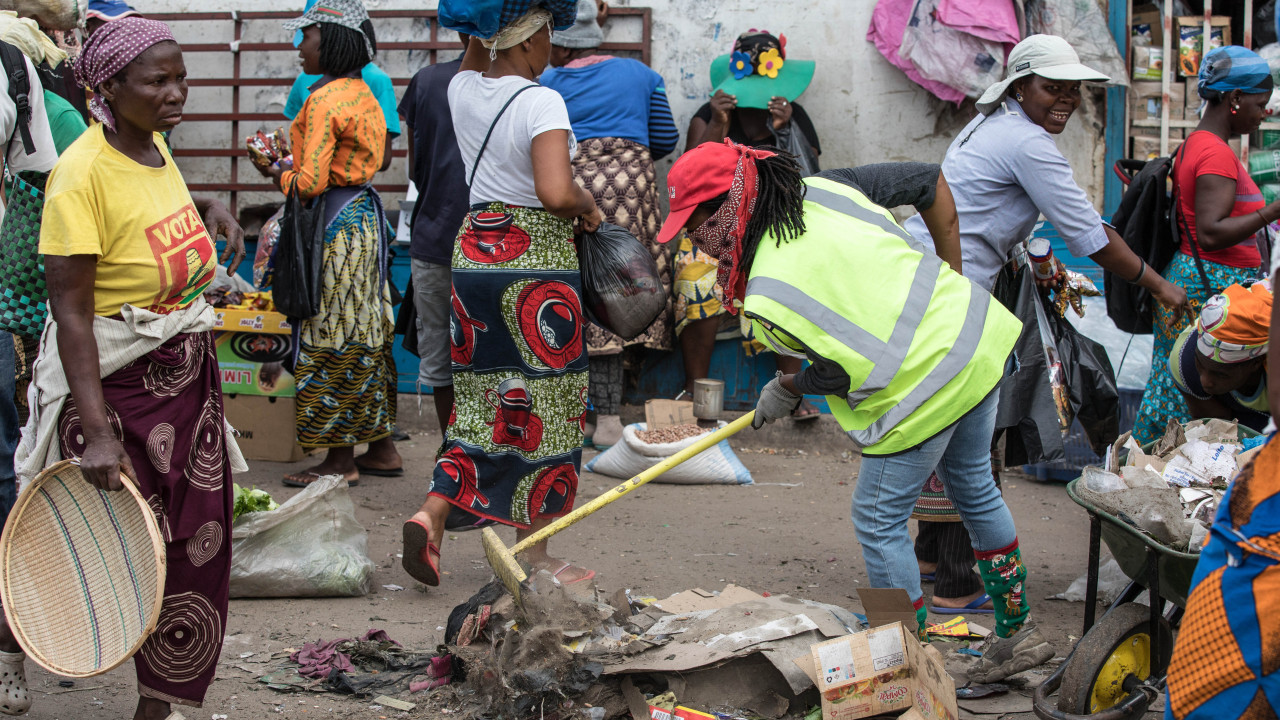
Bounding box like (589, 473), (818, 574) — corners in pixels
(40, 124), (216, 316)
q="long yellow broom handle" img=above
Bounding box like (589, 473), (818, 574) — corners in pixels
(508, 411), (757, 556)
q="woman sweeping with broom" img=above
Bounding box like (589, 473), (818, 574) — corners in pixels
(657, 140), (1051, 682)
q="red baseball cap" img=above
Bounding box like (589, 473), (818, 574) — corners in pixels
(656, 141), (745, 244)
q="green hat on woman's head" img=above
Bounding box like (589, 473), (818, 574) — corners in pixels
(710, 30), (815, 109)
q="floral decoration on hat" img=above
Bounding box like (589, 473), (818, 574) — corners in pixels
(730, 50), (753, 80)
(757, 48), (783, 78)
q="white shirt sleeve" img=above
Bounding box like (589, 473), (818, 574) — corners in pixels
(523, 87), (576, 158)
(1, 56), (57, 174)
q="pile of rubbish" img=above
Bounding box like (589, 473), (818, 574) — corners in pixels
(1075, 419), (1265, 552)
(428, 576), (960, 720)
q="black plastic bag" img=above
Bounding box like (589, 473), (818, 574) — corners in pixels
(994, 263), (1120, 465)
(577, 222), (664, 340)
(274, 181), (326, 320)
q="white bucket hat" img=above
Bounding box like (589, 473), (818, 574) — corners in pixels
(976, 34), (1111, 115)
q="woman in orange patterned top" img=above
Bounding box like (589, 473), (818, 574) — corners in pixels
(260, 0), (402, 486)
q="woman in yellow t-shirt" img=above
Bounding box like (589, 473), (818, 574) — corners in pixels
(29, 18), (244, 719)
(259, 0), (402, 487)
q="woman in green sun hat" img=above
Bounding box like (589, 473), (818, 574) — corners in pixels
(676, 29), (821, 417)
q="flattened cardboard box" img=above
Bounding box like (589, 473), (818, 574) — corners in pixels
(793, 622), (957, 720)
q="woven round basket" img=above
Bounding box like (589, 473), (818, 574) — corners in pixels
(0, 460), (166, 677)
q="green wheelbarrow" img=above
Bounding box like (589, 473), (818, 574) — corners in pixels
(1032, 428), (1260, 720)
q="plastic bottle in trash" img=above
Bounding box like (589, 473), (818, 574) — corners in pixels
(1027, 237), (1058, 281)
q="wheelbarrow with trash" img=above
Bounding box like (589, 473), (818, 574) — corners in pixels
(1031, 426), (1260, 720)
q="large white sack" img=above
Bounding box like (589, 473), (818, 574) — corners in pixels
(584, 422), (753, 485)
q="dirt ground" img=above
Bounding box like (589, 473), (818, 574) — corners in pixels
(17, 397), (1135, 720)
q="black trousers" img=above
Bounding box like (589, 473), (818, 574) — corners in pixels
(915, 520), (982, 598)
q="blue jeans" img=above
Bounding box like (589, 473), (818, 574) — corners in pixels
(852, 390), (1016, 606)
(0, 334), (18, 527)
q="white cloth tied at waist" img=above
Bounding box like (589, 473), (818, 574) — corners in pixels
(16, 298), (248, 489)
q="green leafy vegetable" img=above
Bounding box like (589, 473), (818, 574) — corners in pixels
(233, 484), (279, 521)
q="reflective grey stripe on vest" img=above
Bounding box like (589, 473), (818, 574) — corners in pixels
(803, 184), (931, 254)
(746, 183), (988, 447)
(846, 282), (990, 448)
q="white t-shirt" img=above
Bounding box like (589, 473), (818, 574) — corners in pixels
(0, 54), (57, 226)
(448, 70), (576, 208)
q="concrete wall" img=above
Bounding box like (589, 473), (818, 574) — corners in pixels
(139, 0), (1110, 217)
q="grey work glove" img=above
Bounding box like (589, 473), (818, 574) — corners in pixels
(752, 374), (802, 429)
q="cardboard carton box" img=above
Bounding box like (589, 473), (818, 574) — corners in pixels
(794, 622), (958, 720)
(1175, 16), (1230, 77)
(212, 307), (291, 335)
(1131, 4), (1162, 46)
(215, 331), (296, 397)
(1131, 133), (1184, 161)
(1185, 78), (1201, 119)
(1130, 81), (1184, 123)
(223, 393), (307, 462)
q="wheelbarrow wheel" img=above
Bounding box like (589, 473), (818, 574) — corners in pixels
(1058, 602), (1173, 716)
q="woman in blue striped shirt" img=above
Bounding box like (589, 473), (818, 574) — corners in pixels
(540, 0), (680, 423)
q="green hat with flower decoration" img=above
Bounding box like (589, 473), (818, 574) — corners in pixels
(710, 30), (815, 109)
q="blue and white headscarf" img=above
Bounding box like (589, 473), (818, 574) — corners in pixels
(1198, 45), (1274, 98)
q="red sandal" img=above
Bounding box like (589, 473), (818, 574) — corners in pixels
(402, 518), (441, 586)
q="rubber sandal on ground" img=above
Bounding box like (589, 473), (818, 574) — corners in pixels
(0, 650), (29, 716)
(920, 572), (937, 583)
(546, 561), (595, 585)
(402, 519), (441, 586)
(930, 593), (994, 615)
(353, 459), (404, 477)
(283, 470), (359, 488)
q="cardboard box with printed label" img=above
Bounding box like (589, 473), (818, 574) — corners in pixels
(793, 622), (957, 720)
(222, 393), (307, 462)
(1130, 81), (1184, 123)
(212, 307), (295, 398)
(1175, 16), (1230, 77)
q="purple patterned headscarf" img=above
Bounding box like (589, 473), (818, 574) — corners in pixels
(73, 17), (177, 132)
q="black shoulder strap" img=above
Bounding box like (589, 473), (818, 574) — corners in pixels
(0, 42), (35, 156)
(467, 84), (539, 189)
(1170, 141), (1214, 297)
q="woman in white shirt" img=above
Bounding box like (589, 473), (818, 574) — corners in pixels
(401, 10), (603, 589)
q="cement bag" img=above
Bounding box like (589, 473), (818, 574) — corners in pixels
(229, 474), (374, 598)
(577, 223), (664, 340)
(584, 422), (753, 485)
(0, 0), (85, 30)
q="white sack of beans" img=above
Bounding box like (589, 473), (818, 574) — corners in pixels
(584, 422), (753, 485)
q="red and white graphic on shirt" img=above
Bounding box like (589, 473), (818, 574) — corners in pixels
(144, 203), (217, 312)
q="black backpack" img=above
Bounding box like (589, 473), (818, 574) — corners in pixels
(1105, 144), (1210, 334)
(0, 40), (36, 157)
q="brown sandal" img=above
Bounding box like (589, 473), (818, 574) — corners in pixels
(402, 518), (441, 586)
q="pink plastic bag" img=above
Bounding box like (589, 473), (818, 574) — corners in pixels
(868, 0), (967, 104)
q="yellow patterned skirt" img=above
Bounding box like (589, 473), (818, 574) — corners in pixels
(293, 191), (396, 448)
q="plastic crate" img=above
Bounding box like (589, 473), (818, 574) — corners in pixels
(1020, 387), (1144, 482)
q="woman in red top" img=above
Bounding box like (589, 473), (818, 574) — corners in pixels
(1134, 45), (1278, 443)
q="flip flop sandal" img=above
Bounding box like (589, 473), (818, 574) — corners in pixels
(920, 572), (937, 583)
(402, 519), (441, 586)
(548, 561), (596, 585)
(283, 470), (359, 488)
(929, 593), (994, 615)
(353, 459), (404, 477)
(0, 650), (30, 716)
